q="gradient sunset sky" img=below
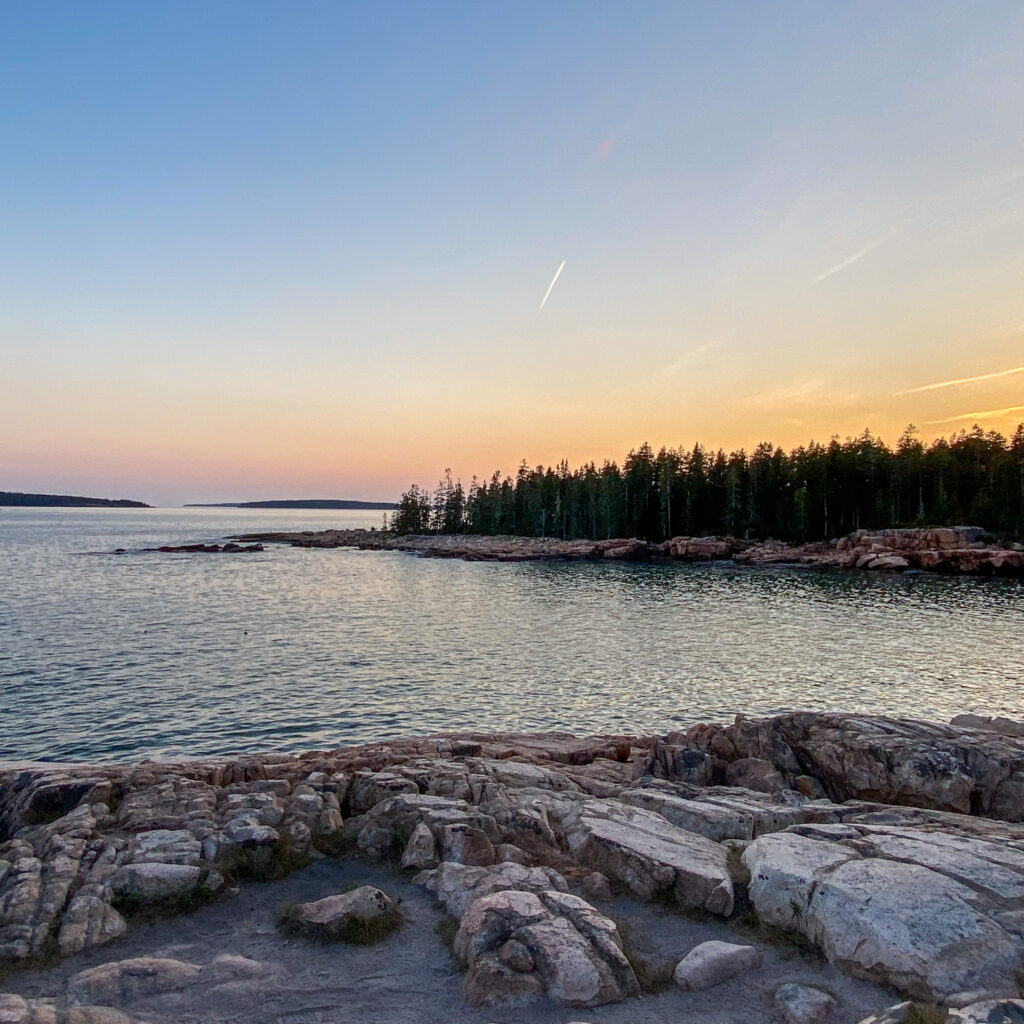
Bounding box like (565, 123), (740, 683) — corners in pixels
(3, 2), (1024, 506)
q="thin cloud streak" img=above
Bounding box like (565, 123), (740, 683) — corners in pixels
(895, 365), (1024, 395)
(810, 242), (876, 285)
(747, 379), (826, 407)
(538, 260), (566, 312)
(651, 341), (716, 384)
(926, 404), (1024, 425)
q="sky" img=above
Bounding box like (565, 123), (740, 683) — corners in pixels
(2, 2), (1023, 506)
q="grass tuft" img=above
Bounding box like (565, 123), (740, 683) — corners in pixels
(110, 877), (218, 922)
(216, 833), (310, 883)
(903, 1005), (949, 1024)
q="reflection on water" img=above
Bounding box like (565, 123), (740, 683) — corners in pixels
(1, 508), (1022, 761)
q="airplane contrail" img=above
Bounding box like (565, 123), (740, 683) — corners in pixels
(926, 404), (1024, 425)
(538, 260), (566, 312)
(894, 364), (1024, 395)
(810, 242), (876, 285)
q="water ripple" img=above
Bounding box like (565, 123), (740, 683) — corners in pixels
(0, 507), (1022, 761)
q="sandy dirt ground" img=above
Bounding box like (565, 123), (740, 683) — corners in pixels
(2, 857), (897, 1024)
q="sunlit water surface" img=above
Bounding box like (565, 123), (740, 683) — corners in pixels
(1, 507), (1022, 762)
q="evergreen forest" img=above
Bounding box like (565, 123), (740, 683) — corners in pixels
(388, 424), (1024, 543)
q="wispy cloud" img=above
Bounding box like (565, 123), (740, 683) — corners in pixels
(895, 364), (1024, 395)
(747, 379), (827, 407)
(995, 319), (1024, 337)
(810, 242), (877, 285)
(651, 342), (716, 384)
(926, 404), (1024, 425)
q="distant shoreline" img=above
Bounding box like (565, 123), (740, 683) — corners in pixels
(231, 525), (1024, 576)
(184, 499), (396, 510)
(0, 490), (149, 508)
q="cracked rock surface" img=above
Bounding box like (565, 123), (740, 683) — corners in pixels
(0, 712), (1022, 1020)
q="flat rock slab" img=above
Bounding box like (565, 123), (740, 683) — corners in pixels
(571, 802), (734, 914)
(743, 827), (1024, 1001)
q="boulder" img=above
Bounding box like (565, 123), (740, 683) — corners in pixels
(580, 871), (612, 901)
(125, 829), (201, 865)
(677, 712), (1024, 822)
(68, 957), (202, 1005)
(857, 999), (1024, 1024)
(57, 885), (126, 956)
(775, 983), (836, 1024)
(401, 822), (438, 870)
(279, 886), (400, 943)
(673, 940), (762, 990)
(203, 953), (267, 982)
(440, 824), (495, 866)
(416, 861), (570, 919)
(725, 757), (789, 793)
(453, 889), (638, 1007)
(347, 772), (419, 814)
(356, 793), (498, 860)
(0, 995), (142, 1024)
(743, 832), (858, 930)
(108, 863), (221, 903)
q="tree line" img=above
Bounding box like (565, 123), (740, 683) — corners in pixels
(388, 424), (1024, 543)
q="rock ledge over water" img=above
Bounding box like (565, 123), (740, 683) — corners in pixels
(232, 525), (1024, 575)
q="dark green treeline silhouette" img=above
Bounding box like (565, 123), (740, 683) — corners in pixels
(389, 424), (1024, 543)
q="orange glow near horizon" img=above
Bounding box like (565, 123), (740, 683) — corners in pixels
(3, 6), (1024, 506)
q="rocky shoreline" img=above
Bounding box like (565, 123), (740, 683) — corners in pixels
(1, 712), (1023, 1022)
(232, 526), (1024, 576)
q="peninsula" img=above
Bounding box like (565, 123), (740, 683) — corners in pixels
(0, 711), (1021, 1023)
(231, 525), (1024, 576)
(0, 491), (150, 508)
(185, 499), (396, 510)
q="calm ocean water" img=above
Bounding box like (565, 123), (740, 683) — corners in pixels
(1, 507), (1022, 763)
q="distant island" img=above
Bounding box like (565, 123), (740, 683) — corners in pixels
(0, 490), (150, 508)
(185, 499), (397, 510)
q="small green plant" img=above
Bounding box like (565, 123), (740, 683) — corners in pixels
(311, 829), (352, 858)
(110, 876), (218, 921)
(903, 1004), (949, 1024)
(216, 833), (310, 883)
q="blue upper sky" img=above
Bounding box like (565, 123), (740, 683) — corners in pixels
(3, 2), (1023, 504)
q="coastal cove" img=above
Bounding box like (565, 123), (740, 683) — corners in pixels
(1, 509), (1022, 764)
